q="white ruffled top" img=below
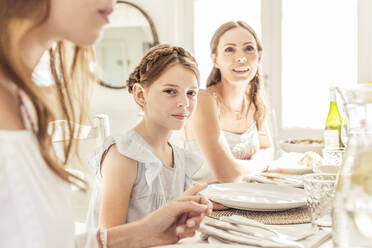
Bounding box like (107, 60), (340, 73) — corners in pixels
(86, 130), (202, 227)
(0, 130), (98, 248)
(223, 123), (260, 160)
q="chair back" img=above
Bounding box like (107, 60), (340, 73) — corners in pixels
(48, 114), (110, 222)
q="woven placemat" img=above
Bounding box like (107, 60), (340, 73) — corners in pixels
(210, 206), (311, 225)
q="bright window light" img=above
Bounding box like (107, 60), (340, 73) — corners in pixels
(282, 0), (357, 129)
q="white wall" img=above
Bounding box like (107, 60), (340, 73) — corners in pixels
(125, 0), (194, 51)
(90, 0), (194, 135)
(91, 0), (372, 136)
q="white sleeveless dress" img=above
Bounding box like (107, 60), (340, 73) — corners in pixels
(185, 89), (260, 184)
(86, 130), (202, 228)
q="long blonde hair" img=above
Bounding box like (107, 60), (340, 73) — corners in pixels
(207, 21), (266, 130)
(0, 0), (95, 191)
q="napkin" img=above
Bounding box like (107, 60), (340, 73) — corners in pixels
(243, 173), (304, 188)
(199, 216), (331, 248)
(265, 152), (314, 175)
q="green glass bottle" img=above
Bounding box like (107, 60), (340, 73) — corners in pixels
(324, 87), (344, 148)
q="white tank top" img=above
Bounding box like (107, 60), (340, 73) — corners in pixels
(184, 89), (260, 184)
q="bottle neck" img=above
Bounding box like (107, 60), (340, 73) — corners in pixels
(330, 87), (336, 102)
(329, 101), (338, 109)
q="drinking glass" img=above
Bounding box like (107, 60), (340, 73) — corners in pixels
(303, 173), (336, 227)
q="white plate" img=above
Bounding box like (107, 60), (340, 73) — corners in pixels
(201, 183), (307, 211)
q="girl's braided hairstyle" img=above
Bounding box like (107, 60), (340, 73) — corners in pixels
(127, 44), (199, 93)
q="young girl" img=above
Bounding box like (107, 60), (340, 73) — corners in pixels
(87, 44), (204, 228)
(185, 21), (272, 184)
(0, 1), (211, 247)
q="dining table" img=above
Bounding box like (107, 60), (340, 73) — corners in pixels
(75, 152), (335, 247)
(156, 161), (335, 248)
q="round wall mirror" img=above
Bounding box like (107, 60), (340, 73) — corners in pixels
(96, 1), (159, 89)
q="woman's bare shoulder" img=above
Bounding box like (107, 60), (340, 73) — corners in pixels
(197, 89), (218, 107)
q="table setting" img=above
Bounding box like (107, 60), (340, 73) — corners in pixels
(198, 216), (330, 248)
(194, 170), (334, 247)
(156, 148), (341, 248)
(154, 86), (372, 247)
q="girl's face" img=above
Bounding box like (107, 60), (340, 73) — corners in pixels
(143, 64), (199, 130)
(213, 27), (261, 84)
(47, 0), (114, 46)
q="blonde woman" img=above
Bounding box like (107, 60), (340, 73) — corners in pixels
(186, 21), (272, 184)
(0, 1), (211, 247)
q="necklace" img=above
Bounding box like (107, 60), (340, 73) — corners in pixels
(220, 96), (247, 120)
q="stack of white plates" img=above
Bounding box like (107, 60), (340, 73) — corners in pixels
(201, 183), (307, 211)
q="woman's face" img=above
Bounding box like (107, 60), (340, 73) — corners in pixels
(47, 0), (114, 46)
(143, 64), (199, 131)
(213, 27), (261, 85)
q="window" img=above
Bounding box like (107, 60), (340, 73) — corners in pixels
(281, 0), (357, 130)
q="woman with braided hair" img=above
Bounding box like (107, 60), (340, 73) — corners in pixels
(185, 21), (272, 184)
(87, 44), (211, 233)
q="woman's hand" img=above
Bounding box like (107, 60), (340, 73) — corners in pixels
(139, 190), (212, 247)
(106, 184), (212, 248)
(173, 183), (213, 238)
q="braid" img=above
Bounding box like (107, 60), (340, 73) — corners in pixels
(127, 65), (141, 93)
(126, 44), (199, 94)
